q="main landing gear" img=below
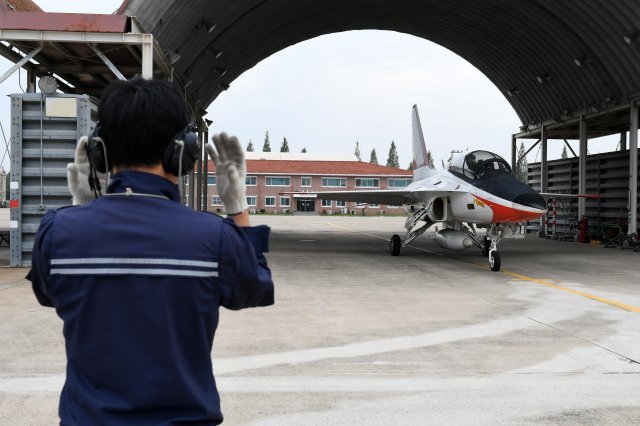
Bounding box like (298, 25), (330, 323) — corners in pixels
(389, 207), (433, 257)
(390, 234), (401, 256)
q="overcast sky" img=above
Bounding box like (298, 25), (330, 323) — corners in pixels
(0, 0), (619, 173)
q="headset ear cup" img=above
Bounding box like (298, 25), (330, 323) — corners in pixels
(86, 125), (110, 173)
(163, 126), (200, 176)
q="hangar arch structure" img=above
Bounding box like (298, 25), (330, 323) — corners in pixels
(1, 0), (639, 242)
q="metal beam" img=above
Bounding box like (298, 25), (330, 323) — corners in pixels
(196, 126), (203, 211)
(511, 135), (516, 170)
(89, 43), (126, 80)
(541, 126), (548, 193)
(203, 129), (209, 211)
(523, 139), (541, 158)
(579, 116), (588, 218)
(141, 34), (153, 79)
(538, 126), (547, 238)
(0, 42), (42, 84)
(562, 139), (578, 158)
(0, 29), (151, 45)
(630, 102), (638, 235)
(33, 64), (142, 75)
(26, 69), (36, 93)
(620, 131), (627, 151)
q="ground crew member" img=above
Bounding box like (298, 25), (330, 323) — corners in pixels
(28, 77), (274, 425)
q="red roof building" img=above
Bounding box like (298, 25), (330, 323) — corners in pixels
(193, 158), (413, 216)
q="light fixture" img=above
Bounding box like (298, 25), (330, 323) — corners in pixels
(624, 30), (639, 45)
(214, 67), (227, 77)
(506, 88), (520, 97)
(184, 80), (193, 89)
(199, 19), (216, 33)
(165, 50), (181, 65)
(536, 73), (550, 84)
(38, 75), (58, 94)
(210, 48), (223, 59)
(574, 56), (591, 67)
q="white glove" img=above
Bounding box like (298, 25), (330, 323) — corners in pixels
(66, 136), (105, 205)
(205, 133), (248, 215)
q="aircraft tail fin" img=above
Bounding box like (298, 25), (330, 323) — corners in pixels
(412, 104), (436, 179)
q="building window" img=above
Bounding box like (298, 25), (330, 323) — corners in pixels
(247, 196), (257, 207)
(368, 203), (380, 208)
(321, 199), (332, 207)
(246, 176), (257, 186)
(355, 178), (379, 188)
(211, 195), (222, 206)
(280, 197), (291, 207)
(336, 200), (346, 207)
(207, 174), (217, 185)
(301, 176), (312, 187)
(265, 196), (276, 207)
(321, 177), (346, 187)
(388, 178), (413, 188)
(266, 176), (290, 186)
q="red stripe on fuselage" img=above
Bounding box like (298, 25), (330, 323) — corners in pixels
(473, 195), (544, 223)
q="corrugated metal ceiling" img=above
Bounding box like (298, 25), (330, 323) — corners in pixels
(120, 0), (640, 128)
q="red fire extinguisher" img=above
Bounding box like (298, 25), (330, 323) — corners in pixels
(578, 215), (588, 243)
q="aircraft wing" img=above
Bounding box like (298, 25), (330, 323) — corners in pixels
(282, 189), (454, 206)
(539, 192), (603, 200)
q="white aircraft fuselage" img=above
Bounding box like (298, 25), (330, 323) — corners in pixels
(284, 105), (549, 271)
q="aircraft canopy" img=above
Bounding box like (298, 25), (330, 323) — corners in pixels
(449, 151), (513, 181)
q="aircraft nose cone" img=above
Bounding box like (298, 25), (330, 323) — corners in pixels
(513, 192), (546, 210)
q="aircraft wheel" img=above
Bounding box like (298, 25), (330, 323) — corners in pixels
(489, 251), (501, 271)
(390, 234), (401, 256)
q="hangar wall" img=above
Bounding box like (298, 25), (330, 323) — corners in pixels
(9, 94), (94, 266)
(527, 151), (640, 239)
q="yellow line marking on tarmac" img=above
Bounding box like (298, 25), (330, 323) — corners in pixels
(325, 222), (640, 313)
(500, 269), (640, 313)
(467, 259), (640, 312)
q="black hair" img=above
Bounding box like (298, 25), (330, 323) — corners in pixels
(98, 77), (191, 169)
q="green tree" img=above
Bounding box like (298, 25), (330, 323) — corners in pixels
(408, 160), (416, 171)
(386, 140), (399, 168)
(262, 131), (271, 152)
(301, 147), (307, 153)
(561, 145), (568, 159)
(369, 148), (378, 165)
(426, 150), (435, 168)
(515, 142), (528, 183)
(280, 137), (290, 153)
(354, 141), (361, 161)
(246, 139), (254, 152)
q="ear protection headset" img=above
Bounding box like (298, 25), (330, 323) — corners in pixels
(86, 124), (200, 177)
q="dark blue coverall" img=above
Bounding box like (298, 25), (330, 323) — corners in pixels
(28, 170), (274, 425)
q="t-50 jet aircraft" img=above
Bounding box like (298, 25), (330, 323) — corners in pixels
(290, 105), (550, 271)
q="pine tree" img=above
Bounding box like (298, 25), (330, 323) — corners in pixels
(246, 139), (254, 152)
(386, 140), (399, 168)
(408, 160), (416, 171)
(370, 148), (378, 165)
(561, 145), (568, 159)
(301, 147), (307, 153)
(262, 131), (271, 152)
(426, 150), (435, 168)
(516, 142), (528, 183)
(280, 137), (290, 152)
(354, 141), (361, 161)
